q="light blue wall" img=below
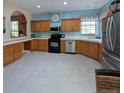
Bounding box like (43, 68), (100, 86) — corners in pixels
(31, 0), (115, 38)
(100, 0), (115, 13)
(32, 9), (101, 20)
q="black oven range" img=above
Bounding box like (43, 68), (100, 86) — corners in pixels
(48, 34), (62, 53)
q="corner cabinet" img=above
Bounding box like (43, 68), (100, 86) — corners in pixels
(76, 40), (98, 60)
(31, 20), (50, 32)
(61, 18), (80, 32)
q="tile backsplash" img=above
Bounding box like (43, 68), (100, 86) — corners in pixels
(32, 31), (101, 39)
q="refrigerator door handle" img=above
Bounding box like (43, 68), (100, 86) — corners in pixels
(112, 16), (117, 50)
(108, 16), (113, 51)
(109, 16), (116, 51)
(106, 17), (111, 50)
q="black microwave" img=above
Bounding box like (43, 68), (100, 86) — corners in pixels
(50, 27), (61, 31)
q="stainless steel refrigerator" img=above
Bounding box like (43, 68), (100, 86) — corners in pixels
(102, 12), (120, 71)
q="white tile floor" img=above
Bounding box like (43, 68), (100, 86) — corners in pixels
(3, 52), (102, 93)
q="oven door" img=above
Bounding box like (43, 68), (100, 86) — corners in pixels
(48, 40), (60, 53)
(50, 42), (59, 47)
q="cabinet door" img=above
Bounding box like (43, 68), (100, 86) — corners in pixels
(31, 39), (38, 51)
(61, 18), (80, 32)
(72, 19), (80, 31)
(80, 41), (89, 56)
(88, 42), (98, 59)
(31, 21), (40, 32)
(3, 45), (14, 66)
(76, 40), (82, 54)
(31, 20), (50, 32)
(61, 19), (72, 32)
(38, 39), (48, 51)
(60, 40), (65, 53)
(76, 40), (88, 55)
(41, 21), (50, 32)
(14, 43), (23, 61)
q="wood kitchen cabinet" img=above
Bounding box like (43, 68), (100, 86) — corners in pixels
(3, 43), (23, 66)
(31, 20), (50, 32)
(30, 39), (48, 51)
(14, 43), (23, 61)
(3, 44), (14, 66)
(61, 18), (80, 32)
(76, 40), (98, 60)
(31, 21), (40, 32)
(88, 42), (98, 60)
(60, 40), (65, 53)
(97, 44), (103, 62)
(31, 39), (39, 51)
(37, 39), (48, 51)
(76, 40), (82, 54)
(76, 40), (88, 55)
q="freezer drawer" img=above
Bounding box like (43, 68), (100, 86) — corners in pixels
(102, 49), (120, 71)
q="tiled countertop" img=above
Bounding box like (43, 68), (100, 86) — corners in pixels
(3, 36), (102, 46)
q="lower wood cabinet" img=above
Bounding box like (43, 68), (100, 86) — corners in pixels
(97, 44), (103, 62)
(14, 43), (23, 61)
(76, 40), (88, 55)
(31, 39), (48, 51)
(88, 42), (98, 59)
(60, 40), (65, 53)
(3, 44), (14, 66)
(31, 39), (39, 51)
(76, 40), (98, 60)
(3, 43), (23, 66)
(38, 39), (48, 51)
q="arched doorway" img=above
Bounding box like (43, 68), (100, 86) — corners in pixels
(11, 10), (27, 37)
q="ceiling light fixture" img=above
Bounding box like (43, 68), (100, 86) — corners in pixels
(64, 1), (68, 5)
(37, 5), (41, 8)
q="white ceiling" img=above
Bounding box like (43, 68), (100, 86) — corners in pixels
(9, 0), (111, 14)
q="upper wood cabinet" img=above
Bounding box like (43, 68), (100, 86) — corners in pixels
(31, 20), (50, 32)
(61, 18), (80, 32)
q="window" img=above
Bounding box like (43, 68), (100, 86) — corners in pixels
(11, 21), (19, 37)
(11, 10), (27, 38)
(81, 20), (96, 34)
